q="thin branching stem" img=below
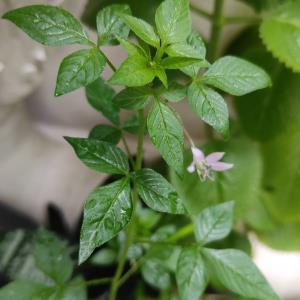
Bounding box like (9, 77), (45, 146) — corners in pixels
(109, 109), (146, 300)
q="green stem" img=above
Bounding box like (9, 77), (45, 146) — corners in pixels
(109, 192), (137, 300)
(109, 109), (146, 300)
(167, 224), (194, 243)
(117, 256), (147, 288)
(98, 48), (117, 72)
(135, 110), (146, 171)
(208, 0), (225, 62)
(116, 223), (195, 290)
(121, 134), (135, 169)
(70, 277), (112, 288)
(190, 4), (212, 20)
(85, 277), (112, 287)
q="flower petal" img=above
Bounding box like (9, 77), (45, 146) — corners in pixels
(210, 162), (234, 171)
(187, 163), (196, 173)
(191, 147), (205, 162)
(206, 152), (225, 164)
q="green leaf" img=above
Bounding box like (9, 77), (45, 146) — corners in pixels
(181, 31), (207, 77)
(122, 115), (140, 134)
(55, 48), (106, 96)
(260, 1), (300, 72)
(161, 57), (201, 69)
(79, 178), (132, 263)
(0, 230), (48, 284)
(0, 281), (47, 300)
(81, 0), (163, 30)
(90, 248), (117, 266)
(64, 137), (129, 175)
(114, 87), (150, 110)
(33, 228), (73, 284)
(2, 5), (91, 46)
(187, 81), (229, 137)
(109, 54), (155, 87)
(85, 78), (120, 125)
(233, 28), (300, 140)
(155, 67), (168, 88)
(61, 277), (87, 300)
(123, 15), (160, 47)
(118, 37), (147, 57)
(135, 168), (185, 214)
(160, 82), (187, 102)
(262, 126), (300, 222)
(201, 56), (271, 96)
(176, 247), (208, 300)
(202, 248), (281, 300)
(137, 207), (161, 230)
(141, 245), (180, 290)
(165, 43), (204, 59)
(141, 259), (171, 290)
(89, 124), (121, 144)
(155, 0), (191, 44)
(97, 4), (131, 45)
(193, 202), (234, 245)
(147, 100), (184, 174)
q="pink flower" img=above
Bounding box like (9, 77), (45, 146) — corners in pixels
(187, 147), (234, 181)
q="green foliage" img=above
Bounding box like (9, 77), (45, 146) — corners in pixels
(260, 1), (300, 72)
(122, 115), (140, 134)
(0, 229), (86, 300)
(89, 124), (122, 144)
(141, 258), (172, 290)
(141, 245), (179, 290)
(2, 5), (91, 46)
(91, 248), (117, 266)
(176, 247), (208, 300)
(262, 125), (300, 222)
(181, 31), (207, 77)
(235, 45), (300, 141)
(187, 82), (229, 137)
(160, 82), (187, 103)
(85, 78), (120, 125)
(233, 30), (300, 223)
(55, 48), (106, 96)
(147, 100), (184, 175)
(109, 54), (156, 87)
(65, 137), (129, 175)
(161, 57), (201, 69)
(201, 56), (271, 96)
(33, 229), (73, 284)
(166, 43), (204, 59)
(155, 0), (191, 44)
(124, 15), (160, 47)
(79, 178), (132, 263)
(114, 87), (151, 110)
(193, 202), (234, 245)
(135, 168), (186, 214)
(81, 0), (163, 29)
(1, 0), (282, 298)
(0, 278), (86, 300)
(0, 230), (48, 284)
(96, 4), (131, 45)
(202, 248), (281, 300)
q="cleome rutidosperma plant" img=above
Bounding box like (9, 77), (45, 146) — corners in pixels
(1, 0), (286, 299)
